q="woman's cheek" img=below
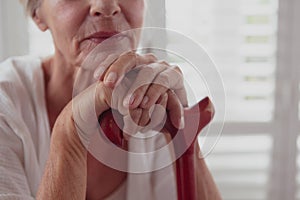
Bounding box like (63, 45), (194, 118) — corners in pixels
(122, 2), (145, 28)
(50, 0), (88, 29)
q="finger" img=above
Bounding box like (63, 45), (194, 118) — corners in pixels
(110, 76), (133, 115)
(166, 90), (185, 129)
(140, 93), (168, 133)
(122, 63), (168, 108)
(93, 54), (119, 80)
(138, 108), (151, 127)
(123, 108), (143, 139)
(169, 65), (188, 106)
(140, 65), (184, 109)
(174, 87), (188, 107)
(103, 52), (157, 88)
(135, 53), (157, 66)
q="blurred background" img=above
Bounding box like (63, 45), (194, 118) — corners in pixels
(0, 0), (299, 199)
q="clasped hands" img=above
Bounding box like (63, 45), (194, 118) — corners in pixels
(70, 51), (187, 146)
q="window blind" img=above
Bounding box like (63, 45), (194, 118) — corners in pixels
(206, 135), (272, 200)
(165, 0), (279, 199)
(166, 0), (278, 122)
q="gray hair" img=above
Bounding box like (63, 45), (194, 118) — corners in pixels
(19, 0), (41, 17)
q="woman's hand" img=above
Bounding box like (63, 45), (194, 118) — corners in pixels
(94, 51), (188, 136)
(37, 80), (122, 200)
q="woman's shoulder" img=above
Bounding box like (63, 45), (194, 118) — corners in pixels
(0, 55), (50, 153)
(0, 55), (46, 121)
(0, 55), (43, 101)
(0, 55), (42, 84)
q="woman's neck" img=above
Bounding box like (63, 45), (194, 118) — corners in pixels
(42, 54), (78, 130)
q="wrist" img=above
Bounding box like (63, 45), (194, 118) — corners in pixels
(52, 110), (87, 163)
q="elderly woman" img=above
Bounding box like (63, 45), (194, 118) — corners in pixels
(0, 0), (221, 199)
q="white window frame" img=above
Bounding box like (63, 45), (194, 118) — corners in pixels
(0, 0), (28, 61)
(269, 0), (300, 199)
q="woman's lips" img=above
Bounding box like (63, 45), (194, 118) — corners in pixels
(85, 31), (120, 44)
(79, 30), (134, 56)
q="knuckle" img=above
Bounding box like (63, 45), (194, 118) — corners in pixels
(158, 60), (169, 66)
(171, 66), (184, 86)
(140, 65), (156, 75)
(156, 73), (170, 88)
(149, 84), (167, 97)
(121, 50), (136, 59)
(145, 53), (157, 61)
(172, 65), (183, 75)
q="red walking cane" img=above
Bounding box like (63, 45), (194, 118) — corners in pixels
(99, 97), (214, 200)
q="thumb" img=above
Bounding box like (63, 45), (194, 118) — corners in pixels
(72, 82), (112, 147)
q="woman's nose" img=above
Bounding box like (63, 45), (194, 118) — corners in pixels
(90, 0), (121, 17)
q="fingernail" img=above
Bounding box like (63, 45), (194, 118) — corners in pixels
(129, 95), (135, 105)
(93, 66), (105, 80)
(123, 94), (135, 107)
(104, 72), (117, 85)
(141, 96), (149, 107)
(179, 116), (185, 129)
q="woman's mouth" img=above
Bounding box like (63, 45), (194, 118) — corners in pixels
(79, 30), (136, 60)
(85, 31), (121, 44)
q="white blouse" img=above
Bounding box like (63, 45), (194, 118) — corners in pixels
(0, 56), (177, 200)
